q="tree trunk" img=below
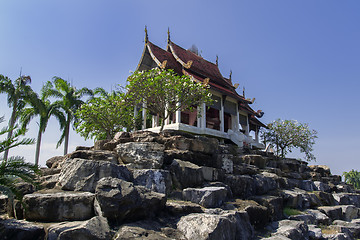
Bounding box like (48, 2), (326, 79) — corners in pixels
(4, 102), (18, 162)
(34, 127), (42, 166)
(63, 119), (70, 155)
(160, 118), (166, 132)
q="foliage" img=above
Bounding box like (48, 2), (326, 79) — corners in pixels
(283, 207), (302, 217)
(0, 116), (39, 200)
(49, 77), (93, 154)
(0, 74), (33, 161)
(262, 119), (317, 161)
(20, 82), (66, 165)
(343, 169), (360, 189)
(75, 88), (133, 140)
(125, 68), (213, 131)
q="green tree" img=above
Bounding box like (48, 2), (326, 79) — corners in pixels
(20, 82), (65, 165)
(125, 68), (212, 131)
(343, 170), (360, 189)
(0, 116), (39, 200)
(262, 119), (317, 161)
(75, 88), (133, 140)
(0, 74), (33, 162)
(49, 77), (93, 155)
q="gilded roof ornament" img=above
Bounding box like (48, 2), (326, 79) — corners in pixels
(167, 27), (171, 43)
(145, 25), (149, 43)
(229, 70), (232, 80)
(216, 55), (218, 66)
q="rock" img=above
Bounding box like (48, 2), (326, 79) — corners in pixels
(164, 135), (218, 155)
(241, 154), (266, 169)
(47, 216), (111, 240)
(94, 139), (110, 150)
(224, 174), (255, 198)
(288, 214), (316, 224)
(313, 181), (331, 192)
(233, 164), (260, 175)
(333, 193), (360, 207)
(46, 156), (65, 168)
(270, 220), (309, 239)
(0, 218), (45, 240)
(133, 169), (172, 195)
(23, 191), (95, 222)
(318, 206), (343, 221)
(94, 177), (166, 222)
(251, 195), (284, 221)
(0, 194), (8, 214)
(182, 186), (227, 208)
(306, 209), (331, 225)
(313, 191), (336, 206)
(40, 173), (60, 189)
(113, 225), (173, 240)
(309, 165), (331, 177)
(177, 210), (254, 240)
(14, 181), (35, 195)
(116, 142), (165, 169)
(201, 166), (225, 182)
(57, 158), (132, 192)
(253, 172), (278, 195)
(67, 149), (118, 163)
(168, 159), (204, 189)
(131, 130), (162, 143)
(308, 224), (323, 239)
(203, 182), (233, 199)
(166, 200), (203, 216)
(332, 220), (360, 238)
(217, 154), (234, 174)
(282, 188), (313, 210)
(339, 205), (360, 221)
(229, 199), (270, 228)
(299, 180), (316, 192)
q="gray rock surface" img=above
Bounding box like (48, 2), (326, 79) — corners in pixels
(133, 169), (172, 195)
(177, 210), (253, 240)
(47, 216), (111, 240)
(23, 191), (95, 222)
(270, 220), (309, 239)
(56, 158), (132, 192)
(168, 159), (204, 189)
(182, 186), (227, 208)
(0, 218), (45, 240)
(116, 142), (165, 169)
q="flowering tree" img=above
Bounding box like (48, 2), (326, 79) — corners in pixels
(343, 170), (360, 189)
(262, 119), (317, 161)
(125, 68), (213, 131)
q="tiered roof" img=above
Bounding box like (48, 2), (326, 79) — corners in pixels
(136, 30), (266, 128)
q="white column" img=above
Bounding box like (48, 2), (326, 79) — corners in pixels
(175, 102), (181, 123)
(245, 116), (250, 136)
(235, 103), (240, 131)
(255, 127), (259, 143)
(152, 115), (156, 128)
(201, 102), (206, 129)
(142, 102), (147, 130)
(220, 97), (224, 132)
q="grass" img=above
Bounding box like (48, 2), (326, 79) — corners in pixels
(319, 225), (339, 235)
(283, 207), (303, 217)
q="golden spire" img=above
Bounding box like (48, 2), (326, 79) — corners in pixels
(145, 25), (148, 43)
(229, 70), (232, 80)
(167, 27), (171, 43)
(216, 55), (218, 66)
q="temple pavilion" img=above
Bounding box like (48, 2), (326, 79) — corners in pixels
(135, 29), (266, 149)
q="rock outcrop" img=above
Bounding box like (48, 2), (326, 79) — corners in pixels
(1, 130), (359, 240)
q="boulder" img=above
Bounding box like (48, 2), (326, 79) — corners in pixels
(313, 181), (331, 192)
(166, 200), (203, 216)
(57, 158), (132, 192)
(241, 154), (266, 169)
(177, 210), (254, 240)
(253, 172), (278, 195)
(0, 218), (45, 240)
(23, 192), (95, 222)
(288, 214), (316, 224)
(281, 188), (321, 209)
(339, 205), (360, 221)
(309, 165), (331, 177)
(46, 156), (65, 168)
(313, 191), (336, 206)
(270, 220), (309, 239)
(318, 206), (345, 221)
(217, 154), (234, 174)
(333, 193), (360, 207)
(94, 177), (166, 222)
(299, 180), (316, 192)
(133, 169), (172, 195)
(131, 130), (163, 143)
(168, 159), (204, 189)
(229, 199), (270, 228)
(251, 195), (284, 221)
(233, 164), (260, 175)
(116, 142), (165, 169)
(67, 149), (118, 163)
(47, 216), (111, 240)
(0, 194), (8, 214)
(308, 225), (323, 239)
(113, 225), (173, 240)
(306, 209), (331, 225)
(182, 186), (227, 208)
(40, 173), (60, 189)
(201, 166), (225, 182)
(332, 220), (360, 238)
(224, 174), (255, 198)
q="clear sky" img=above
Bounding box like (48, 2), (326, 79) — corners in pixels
(1, 0), (359, 175)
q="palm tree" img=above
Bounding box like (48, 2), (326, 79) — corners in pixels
(0, 75), (33, 162)
(20, 82), (65, 165)
(0, 116), (39, 200)
(50, 77), (93, 155)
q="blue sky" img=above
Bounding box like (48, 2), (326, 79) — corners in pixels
(1, 1), (359, 175)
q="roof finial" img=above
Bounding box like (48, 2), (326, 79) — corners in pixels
(243, 87), (245, 97)
(229, 70), (232, 80)
(145, 25), (148, 43)
(167, 27), (171, 43)
(216, 55), (218, 66)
